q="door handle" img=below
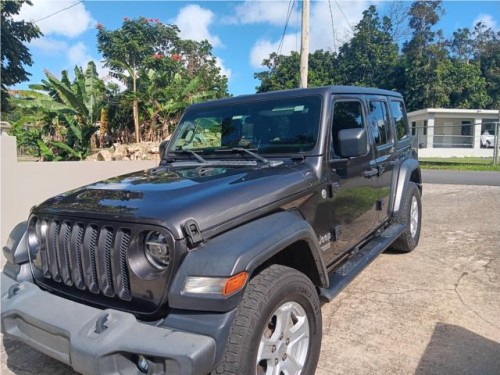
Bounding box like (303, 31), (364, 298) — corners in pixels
(363, 168), (378, 178)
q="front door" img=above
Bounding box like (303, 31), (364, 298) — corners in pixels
(323, 96), (379, 266)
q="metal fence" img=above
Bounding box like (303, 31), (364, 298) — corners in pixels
(411, 121), (500, 165)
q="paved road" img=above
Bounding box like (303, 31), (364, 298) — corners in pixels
(422, 169), (500, 186)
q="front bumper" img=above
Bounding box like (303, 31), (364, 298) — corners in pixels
(1, 273), (216, 375)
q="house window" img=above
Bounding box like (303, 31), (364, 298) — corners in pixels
(411, 122), (416, 136)
(423, 120), (427, 136)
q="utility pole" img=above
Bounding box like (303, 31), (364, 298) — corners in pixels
(299, 0), (309, 88)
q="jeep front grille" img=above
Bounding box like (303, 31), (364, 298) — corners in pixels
(35, 218), (132, 301)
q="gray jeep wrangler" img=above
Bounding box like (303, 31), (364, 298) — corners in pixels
(2, 86), (422, 375)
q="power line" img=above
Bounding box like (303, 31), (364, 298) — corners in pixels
(277, 0), (295, 56)
(296, 0), (299, 52)
(33, 1), (84, 24)
(334, 0), (354, 33)
(328, 0), (337, 52)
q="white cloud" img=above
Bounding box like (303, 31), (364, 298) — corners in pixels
(229, 0), (300, 26)
(67, 42), (92, 67)
(250, 34), (298, 68)
(172, 4), (222, 48)
(215, 57), (232, 80)
(14, 0), (94, 38)
(29, 37), (68, 54)
(247, 0), (369, 68)
(473, 13), (499, 31)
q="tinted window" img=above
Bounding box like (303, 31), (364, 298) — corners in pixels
(368, 101), (391, 146)
(390, 100), (409, 141)
(172, 96), (322, 154)
(332, 100), (365, 155)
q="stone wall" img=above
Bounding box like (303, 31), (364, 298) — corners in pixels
(86, 142), (161, 161)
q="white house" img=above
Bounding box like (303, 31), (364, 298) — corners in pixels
(407, 108), (500, 157)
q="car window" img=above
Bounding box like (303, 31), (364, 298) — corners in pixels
(368, 100), (392, 147)
(390, 100), (409, 142)
(171, 96), (322, 154)
(331, 100), (365, 156)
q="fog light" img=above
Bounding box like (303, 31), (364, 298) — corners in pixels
(136, 355), (149, 373)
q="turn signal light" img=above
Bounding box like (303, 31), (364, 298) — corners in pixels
(183, 272), (249, 296)
(223, 272), (248, 296)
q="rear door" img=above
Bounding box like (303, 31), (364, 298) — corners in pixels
(366, 96), (396, 224)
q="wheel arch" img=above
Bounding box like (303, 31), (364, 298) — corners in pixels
(252, 239), (324, 287)
(168, 210), (328, 312)
(391, 158), (422, 216)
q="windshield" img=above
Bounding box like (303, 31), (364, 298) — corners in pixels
(170, 95), (322, 155)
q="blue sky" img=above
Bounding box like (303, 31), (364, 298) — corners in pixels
(14, 0), (500, 96)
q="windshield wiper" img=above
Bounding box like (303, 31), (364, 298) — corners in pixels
(215, 147), (284, 167)
(231, 147), (270, 165)
(173, 149), (207, 164)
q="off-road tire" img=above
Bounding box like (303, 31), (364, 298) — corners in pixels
(389, 181), (422, 252)
(214, 264), (322, 375)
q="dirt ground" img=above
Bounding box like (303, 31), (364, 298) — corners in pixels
(1, 183), (500, 374)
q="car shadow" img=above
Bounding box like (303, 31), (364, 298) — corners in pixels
(415, 322), (500, 375)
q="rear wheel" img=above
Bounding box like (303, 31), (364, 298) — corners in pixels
(215, 264), (322, 375)
(390, 181), (422, 253)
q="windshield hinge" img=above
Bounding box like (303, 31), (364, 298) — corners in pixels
(184, 219), (204, 247)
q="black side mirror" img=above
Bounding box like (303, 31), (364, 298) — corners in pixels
(338, 128), (367, 158)
(159, 140), (170, 161)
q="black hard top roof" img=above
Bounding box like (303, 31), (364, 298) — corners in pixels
(188, 85), (403, 110)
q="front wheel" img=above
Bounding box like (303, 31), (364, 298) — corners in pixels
(389, 181), (422, 252)
(215, 264), (322, 375)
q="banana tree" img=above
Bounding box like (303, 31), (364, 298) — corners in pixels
(9, 90), (81, 160)
(28, 61), (105, 156)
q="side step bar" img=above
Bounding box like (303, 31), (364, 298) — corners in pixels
(319, 223), (405, 302)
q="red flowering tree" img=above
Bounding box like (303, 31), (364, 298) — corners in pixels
(97, 17), (228, 142)
(96, 17), (180, 142)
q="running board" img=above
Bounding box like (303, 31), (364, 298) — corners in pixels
(319, 223), (405, 302)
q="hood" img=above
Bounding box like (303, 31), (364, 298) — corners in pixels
(34, 163), (313, 239)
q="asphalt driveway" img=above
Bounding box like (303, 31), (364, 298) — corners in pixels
(2, 183), (500, 374)
(422, 170), (500, 186)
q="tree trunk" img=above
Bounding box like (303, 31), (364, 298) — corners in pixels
(133, 98), (140, 143)
(132, 67), (140, 143)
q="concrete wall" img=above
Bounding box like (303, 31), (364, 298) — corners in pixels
(1, 136), (156, 247)
(418, 147), (495, 158)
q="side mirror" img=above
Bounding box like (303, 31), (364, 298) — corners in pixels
(159, 140), (170, 161)
(338, 128), (367, 158)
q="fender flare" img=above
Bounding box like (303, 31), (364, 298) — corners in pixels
(392, 158), (422, 215)
(168, 210), (328, 312)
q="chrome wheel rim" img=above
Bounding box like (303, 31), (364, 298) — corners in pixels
(256, 301), (310, 375)
(410, 196), (419, 238)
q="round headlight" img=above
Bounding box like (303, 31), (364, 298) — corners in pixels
(144, 231), (170, 270)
